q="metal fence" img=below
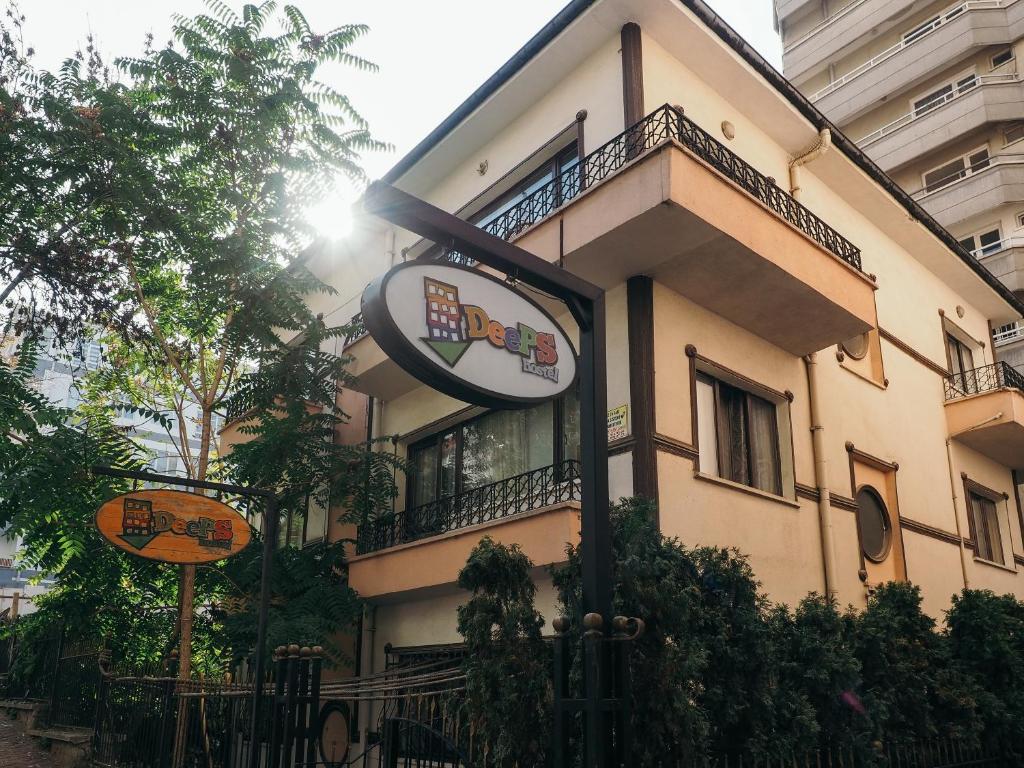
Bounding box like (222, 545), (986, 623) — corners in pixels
(682, 739), (1008, 768)
(356, 459), (582, 554)
(944, 361), (1024, 400)
(457, 104), (862, 271)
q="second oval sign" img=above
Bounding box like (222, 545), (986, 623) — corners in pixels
(361, 262), (578, 408)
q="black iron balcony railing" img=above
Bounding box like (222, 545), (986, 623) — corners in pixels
(344, 312), (368, 347)
(356, 459), (582, 554)
(436, 104), (862, 272)
(944, 361), (1024, 400)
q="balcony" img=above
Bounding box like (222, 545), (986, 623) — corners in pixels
(857, 75), (1024, 172)
(945, 362), (1024, 469)
(911, 155), (1024, 228)
(784, 0), (922, 84)
(348, 106), (874, 396)
(811, 0), (1024, 126)
(776, 0), (820, 27)
(975, 238), (1024, 293)
(348, 461), (581, 600)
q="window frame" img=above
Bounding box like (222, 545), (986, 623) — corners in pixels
(403, 393), (579, 511)
(958, 225), (1004, 258)
(991, 47), (1015, 70)
(920, 143), (990, 193)
(963, 477), (1008, 566)
(690, 353), (795, 501)
(855, 485), (894, 563)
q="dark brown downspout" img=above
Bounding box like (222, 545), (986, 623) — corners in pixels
(620, 23), (644, 128)
(627, 276), (658, 510)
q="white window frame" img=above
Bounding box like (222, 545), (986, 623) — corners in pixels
(958, 224), (1004, 258)
(920, 143), (991, 193)
(991, 47), (1015, 71)
(909, 68), (977, 117)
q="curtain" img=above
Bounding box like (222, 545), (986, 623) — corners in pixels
(409, 443), (438, 508)
(747, 395), (782, 495)
(715, 383), (749, 485)
(462, 402), (554, 489)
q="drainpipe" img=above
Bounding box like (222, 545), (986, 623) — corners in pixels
(384, 227), (398, 269)
(804, 352), (838, 599)
(945, 412), (1005, 589)
(789, 128), (832, 200)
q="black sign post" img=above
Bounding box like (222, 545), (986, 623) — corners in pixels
(363, 182), (614, 766)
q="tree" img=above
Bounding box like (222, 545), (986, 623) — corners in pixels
(457, 536), (551, 767)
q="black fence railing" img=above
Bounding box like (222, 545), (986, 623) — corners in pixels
(944, 361), (1024, 400)
(357, 459), (582, 554)
(343, 312), (368, 347)
(679, 739), (1008, 767)
(433, 104), (861, 272)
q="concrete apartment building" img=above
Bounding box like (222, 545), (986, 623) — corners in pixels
(774, 0), (1024, 372)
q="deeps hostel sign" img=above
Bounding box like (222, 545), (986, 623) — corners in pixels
(361, 262), (578, 408)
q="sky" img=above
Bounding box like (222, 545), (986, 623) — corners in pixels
(22, 0), (782, 237)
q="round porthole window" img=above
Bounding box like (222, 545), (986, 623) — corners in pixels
(856, 486), (892, 563)
(318, 701), (351, 767)
(841, 333), (870, 360)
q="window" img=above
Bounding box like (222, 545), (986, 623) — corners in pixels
(969, 492), (1005, 564)
(912, 74), (977, 117)
(856, 486), (892, 562)
(946, 331), (978, 394)
(922, 146), (989, 193)
(696, 373), (784, 496)
(903, 15), (940, 45)
(992, 48), (1015, 69)
(471, 143), (580, 235)
(958, 227), (1003, 257)
(1005, 124), (1024, 146)
(1017, 211), (1024, 229)
(406, 390), (580, 509)
(152, 454), (179, 475)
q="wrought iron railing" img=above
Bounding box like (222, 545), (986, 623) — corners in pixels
(344, 311), (368, 346)
(437, 104), (861, 271)
(357, 459), (581, 554)
(944, 361), (1024, 400)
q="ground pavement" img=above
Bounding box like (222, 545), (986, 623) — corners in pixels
(0, 715), (56, 768)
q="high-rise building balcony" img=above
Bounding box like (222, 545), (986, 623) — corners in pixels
(809, 0), (1024, 127)
(784, 0), (923, 85)
(348, 461), (581, 600)
(976, 237), (1024, 293)
(857, 75), (1024, 172)
(776, 0), (823, 30)
(945, 362), (1024, 469)
(345, 106), (876, 401)
(912, 154), (1024, 228)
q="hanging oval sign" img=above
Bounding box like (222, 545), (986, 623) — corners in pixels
(361, 261), (578, 408)
(95, 489), (252, 564)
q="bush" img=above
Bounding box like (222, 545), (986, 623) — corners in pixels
(457, 536), (551, 767)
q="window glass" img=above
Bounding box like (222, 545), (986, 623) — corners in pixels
(913, 83), (953, 116)
(970, 493), (1004, 564)
(923, 157), (965, 190)
(473, 143), (579, 234)
(903, 15), (939, 44)
(856, 487), (891, 562)
(304, 492), (328, 545)
(409, 441), (439, 508)
(1008, 124), (1024, 146)
(462, 402), (554, 489)
(992, 48), (1015, 68)
(978, 229), (1003, 256)
(562, 386), (581, 464)
(701, 374), (782, 496)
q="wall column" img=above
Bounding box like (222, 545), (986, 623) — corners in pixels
(620, 23), (644, 128)
(627, 276), (658, 510)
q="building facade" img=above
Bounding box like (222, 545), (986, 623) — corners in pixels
(775, 0), (1024, 371)
(308, 0), (1024, 745)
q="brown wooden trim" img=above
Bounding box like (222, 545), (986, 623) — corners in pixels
(877, 327), (948, 377)
(1013, 470), (1024, 555)
(620, 23), (644, 128)
(687, 347), (790, 404)
(900, 516), (963, 547)
(829, 493), (859, 513)
(845, 442), (899, 473)
(653, 433), (699, 461)
(1015, 554), (1024, 567)
(687, 346), (700, 472)
(796, 483), (820, 502)
(608, 436), (635, 457)
(575, 110), (588, 160)
(628, 276), (658, 505)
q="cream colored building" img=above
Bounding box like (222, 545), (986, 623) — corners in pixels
(775, 0), (1024, 372)
(311, 0), (1024, 705)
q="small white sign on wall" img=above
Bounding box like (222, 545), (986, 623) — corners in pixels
(608, 404), (630, 442)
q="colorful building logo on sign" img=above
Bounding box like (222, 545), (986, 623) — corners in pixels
(119, 497), (235, 552)
(421, 276), (561, 382)
(95, 489), (251, 564)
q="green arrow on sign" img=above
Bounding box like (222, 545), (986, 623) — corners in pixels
(423, 339), (473, 368)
